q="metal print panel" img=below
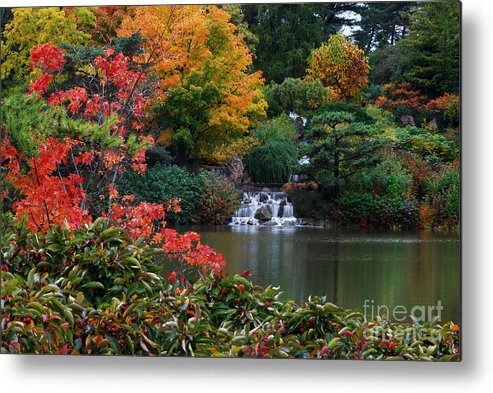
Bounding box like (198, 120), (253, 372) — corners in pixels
(0, 1), (461, 360)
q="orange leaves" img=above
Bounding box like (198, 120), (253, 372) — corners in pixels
(159, 229), (226, 272)
(306, 34), (369, 102)
(118, 5), (266, 157)
(374, 82), (426, 113)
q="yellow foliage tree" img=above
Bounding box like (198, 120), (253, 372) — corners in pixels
(1, 7), (96, 84)
(118, 5), (267, 160)
(305, 34), (369, 102)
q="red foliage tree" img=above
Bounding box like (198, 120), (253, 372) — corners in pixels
(2, 42), (226, 274)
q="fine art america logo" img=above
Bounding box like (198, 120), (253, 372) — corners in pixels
(363, 299), (444, 323)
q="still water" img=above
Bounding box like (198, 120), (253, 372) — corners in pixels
(193, 225), (460, 323)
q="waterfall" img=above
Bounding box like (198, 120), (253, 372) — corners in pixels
(231, 191), (298, 226)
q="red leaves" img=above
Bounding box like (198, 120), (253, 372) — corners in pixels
(168, 271), (177, 284)
(2, 137), (90, 232)
(158, 229), (226, 273)
(30, 43), (65, 73)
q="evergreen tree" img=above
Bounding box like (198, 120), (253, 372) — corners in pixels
(303, 109), (383, 199)
(352, 2), (416, 52)
(399, 1), (460, 96)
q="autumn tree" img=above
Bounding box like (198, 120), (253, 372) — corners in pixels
(1, 41), (157, 230)
(1, 7), (95, 87)
(88, 6), (133, 45)
(305, 34), (369, 102)
(118, 5), (267, 161)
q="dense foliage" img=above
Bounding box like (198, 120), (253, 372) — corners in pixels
(306, 34), (370, 102)
(118, 165), (240, 225)
(244, 139), (299, 183)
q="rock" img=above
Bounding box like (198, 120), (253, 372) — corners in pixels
(282, 220), (295, 226)
(242, 171), (251, 184)
(278, 199), (287, 217)
(259, 192), (269, 203)
(243, 198), (252, 204)
(298, 218), (323, 227)
(261, 187), (272, 193)
(263, 220), (278, 226)
(247, 218), (256, 225)
(400, 114), (415, 126)
(254, 206), (272, 222)
(227, 156), (244, 185)
(429, 118), (438, 130)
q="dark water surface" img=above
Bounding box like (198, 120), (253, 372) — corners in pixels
(189, 225), (460, 323)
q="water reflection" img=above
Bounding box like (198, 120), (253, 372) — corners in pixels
(191, 225), (460, 323)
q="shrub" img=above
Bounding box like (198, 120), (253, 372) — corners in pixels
(244, 138), (298, 183)
(425, 93), (460, 127)
(337, 194), (420, 229)
(117, 165), (201, 224)
(366, 104), (395, 130)
(349, 153), (414, 200)
(195, 170), (241, 224)
(424, 161), (460, 228)
(117, 165), (240, 225)
(251, 113), (299, 144)
(390, 126), (459, 163)
(145, 145), (174, 167)
(264, 77), (328, 117)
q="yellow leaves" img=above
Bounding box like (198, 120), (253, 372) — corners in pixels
(119, 5), (266, 158)
(1, 7), (95, 83)
(305, 34), (369, 102)
(157, 129), (174, 147)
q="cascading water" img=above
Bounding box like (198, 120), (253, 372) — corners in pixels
(231, 191), (298, 226)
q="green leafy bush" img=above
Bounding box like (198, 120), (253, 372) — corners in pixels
(391, 126), (459, 163)
(117, 165), (240, 225)
(244, 138), (298, 183)
(118, 165), (201, 224)
(349, 154), (414, 200)
(425, 163), (460, 227)
(251, 113), (298, 143)
(265, 77), (328, 117)
(337, 194), (420, 229)
(1, 222), (460, 358)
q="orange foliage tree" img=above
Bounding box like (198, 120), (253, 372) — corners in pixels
(118, 5), (267, 160)
(374, 82), (427, 113)
(305, 34), (369, 102)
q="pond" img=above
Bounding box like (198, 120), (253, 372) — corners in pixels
(192, 225), (460, 323)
